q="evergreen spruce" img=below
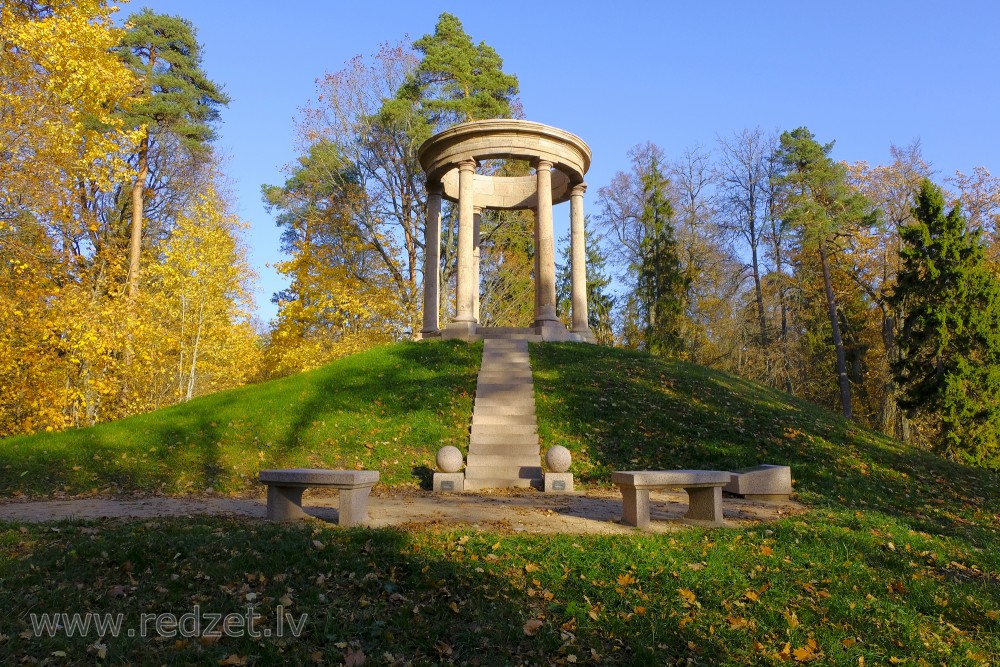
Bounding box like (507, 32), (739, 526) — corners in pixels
(890, 179), (1000, 467)
(636, 156), (686, 356)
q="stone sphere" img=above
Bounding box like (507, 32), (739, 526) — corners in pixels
(436, 446), (464, 473)
(545, 446), (572, 473)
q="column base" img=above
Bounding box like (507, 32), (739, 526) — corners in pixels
(441, 320), (478, 341)
(535, 320), (572, 342)
(414, 330), (441, 341)
(569, 327), (597, 344)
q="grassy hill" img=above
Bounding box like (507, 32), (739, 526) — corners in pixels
(1, 341), (998, 665)
(0, 341), (481, 495)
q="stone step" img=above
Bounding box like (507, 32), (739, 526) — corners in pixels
(466, 454), (541, 468)
(470, 433), (539, 446)
(480, 358), (530, 366)
(464, 477), (540, 490)
(465, 465), (543, 480)
(477, 382), (534, 392)
(470, 424), (538, 436)
(473, 404), (537, 416)
(475, 398), (536, 409)
(475, 392), (535, 403)
(477, 370), (533, 378)
(468, 442), (540, 456)
(472, 413), (537, 425)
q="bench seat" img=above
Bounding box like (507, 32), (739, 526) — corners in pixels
(258, 469), (379, 526)
(612, 470), (730, 528)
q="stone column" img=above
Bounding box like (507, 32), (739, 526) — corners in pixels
(473, 206), (482, 324)
(451, 159), (477, 334)
(534, 160), (559, 325)
(420, 182), (443, 336)
(569, 183), (594, 341)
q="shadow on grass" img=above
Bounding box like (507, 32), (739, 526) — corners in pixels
(0, 517), (768, 666)
(531, 343), (1000, 548)
(0, 341), (480, 496)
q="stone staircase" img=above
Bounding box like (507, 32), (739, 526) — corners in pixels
(464, 338), (543, 490)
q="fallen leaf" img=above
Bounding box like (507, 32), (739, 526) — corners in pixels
(760, 545), (773, 556)
(344, 647), (366, 666)
(525, 563), (539, 573)
(523, 619), (543, 636)
(678, 588), (697, 606)
(218, 655), (247, 666)
(842, 638), (857, 648)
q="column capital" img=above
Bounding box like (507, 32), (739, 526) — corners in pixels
(534, 158), (554, 171)
(571, 182), (588, 197)
(427, 180), (443, 196)
(458, 158), (477, 173)
(473, 205), (483, 216)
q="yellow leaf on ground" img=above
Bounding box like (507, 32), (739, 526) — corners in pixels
(842, 638), (857, 648)
(678, 588), (697, 606)
(617, 573), (637, 586)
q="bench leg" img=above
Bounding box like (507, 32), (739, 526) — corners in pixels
(338, 486), (372, 527)
(684, 486), (723, 526)
(267, 485), (306, 521)
(620, 487), (650, 529)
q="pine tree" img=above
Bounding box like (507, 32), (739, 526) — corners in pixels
(117, 9), (229, 300)
(773, 127), (874, 419)
(890, 179), (1000, 467)
(636, 156), (687, 356)
(392, 12), (519, 132)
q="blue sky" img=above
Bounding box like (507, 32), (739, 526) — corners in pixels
(132, 0), (1000, 324)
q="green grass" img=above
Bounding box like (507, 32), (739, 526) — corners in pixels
(1, 517), (996, 665)
(1, 341), (998, 665)
(0, 341), (480, 495)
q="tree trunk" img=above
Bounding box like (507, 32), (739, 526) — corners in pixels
(750, 241), (768, 346)
(186, 301), (204, 402)
(819, 239), (853, 419)
(128, 129), (149, 301)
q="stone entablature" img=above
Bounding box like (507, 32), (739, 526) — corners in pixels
(417, 119), (595, 342)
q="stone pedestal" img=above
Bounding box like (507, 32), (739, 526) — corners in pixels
(433, 472), (465, 493)
(723, 464), (792, 501)
(441, 321), (478, 340)
(544, 472), (573, 493)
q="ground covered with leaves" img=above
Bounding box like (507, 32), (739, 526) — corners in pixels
(0, 514), (996, 665)
(1, 341), (998, 664)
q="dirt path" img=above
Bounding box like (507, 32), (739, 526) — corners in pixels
(0, 489), (803, 534)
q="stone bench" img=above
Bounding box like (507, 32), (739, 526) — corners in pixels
(612, 470), (731, 528)
(258, 469), (379, 526)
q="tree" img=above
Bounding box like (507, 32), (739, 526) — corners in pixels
(391, 12), (520, 133)
(716, 128), (777, 347)
(144, 182), (259, 403)
(773, 128), (874, 419)
(262, 141), (400, 376)
(889, 180), (1000, 467)
(637, 155), (687, 356)
(117, 9), (229, 300)
(295, 14), (520, 335)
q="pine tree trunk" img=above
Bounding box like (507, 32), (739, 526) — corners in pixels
(128, 130), (149, 301)
(819, 239), (853, 419)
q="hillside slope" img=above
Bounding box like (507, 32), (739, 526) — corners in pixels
(533, 343), (997, 548)
(0, 341), (480, 495)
